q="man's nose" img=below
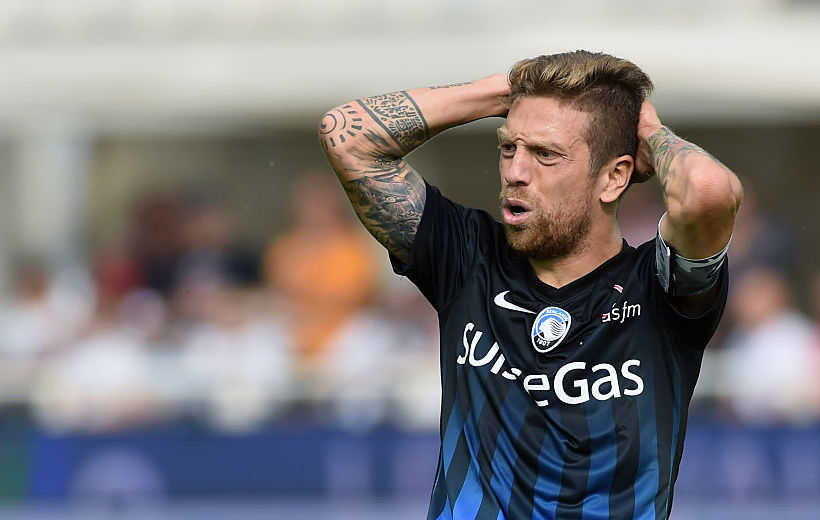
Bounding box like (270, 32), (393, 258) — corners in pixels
(503, 149), (531, 186)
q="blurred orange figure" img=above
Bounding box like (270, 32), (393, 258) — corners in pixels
(263, 172), (379, 366)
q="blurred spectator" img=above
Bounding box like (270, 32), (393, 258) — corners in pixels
(728, 184), (798, 280)
(94, 241), (143, 311)
(311, 275), (439, 430)
(311, 308), (403, 429)
(380, 277), (441, 430)
(131, 190), (258, 296)
(0, 259), (94, 407)
(0, 258), (91, 358)
(262, 172), (380, 368)
(130, 193), (185, 295)
(174, 193), (259, 290)
(698, 181), (800, 359)
(31, 288), (171, 432)
(718, 265), (820, 424)
(176, 281), (294, 432)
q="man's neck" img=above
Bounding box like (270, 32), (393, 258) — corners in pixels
(528, 229), (623, 288)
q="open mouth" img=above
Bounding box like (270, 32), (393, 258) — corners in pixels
(503, 198), (532, 225)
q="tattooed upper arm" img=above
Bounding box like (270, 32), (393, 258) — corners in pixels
(342, 161), (426, 264)
(320, 91), (431, 264)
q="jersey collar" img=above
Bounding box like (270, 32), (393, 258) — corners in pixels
(519, 239), (634, 301)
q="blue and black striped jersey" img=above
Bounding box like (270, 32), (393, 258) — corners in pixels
(391, 184), (728, 520)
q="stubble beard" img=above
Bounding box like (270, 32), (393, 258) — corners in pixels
(501, 190), (593, 260)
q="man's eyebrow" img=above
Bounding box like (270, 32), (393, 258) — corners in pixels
(531, 140), (569, 156)
(496, 127), (571, 157)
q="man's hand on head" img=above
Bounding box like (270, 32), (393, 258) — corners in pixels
(633, 100), (663, 183)
(488, 73), (512, 118)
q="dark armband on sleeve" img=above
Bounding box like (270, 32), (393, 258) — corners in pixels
(655, 215), (730, 297)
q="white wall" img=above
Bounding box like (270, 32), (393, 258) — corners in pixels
(0, 0), (817, 131)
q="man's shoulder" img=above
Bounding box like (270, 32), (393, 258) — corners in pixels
(425, 184), (506, 248)
(608, 238), (660, 294)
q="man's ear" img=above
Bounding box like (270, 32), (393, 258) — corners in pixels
(599, 155), (634, 204)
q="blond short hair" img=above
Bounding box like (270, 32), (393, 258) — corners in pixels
(508, 50), (653, 178)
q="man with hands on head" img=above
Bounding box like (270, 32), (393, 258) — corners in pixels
(320, 50), (741, 520)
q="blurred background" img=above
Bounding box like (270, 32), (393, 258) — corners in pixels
(0, 1), (818, 518)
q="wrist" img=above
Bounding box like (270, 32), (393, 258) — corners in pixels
(640, 123), (667, 145)
(483, 73), (511, 94)
(476, 74), (511, 117)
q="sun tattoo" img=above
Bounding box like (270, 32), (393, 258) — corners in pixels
(319, 104), (364, 148)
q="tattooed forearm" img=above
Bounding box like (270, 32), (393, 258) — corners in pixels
(342, 164), (426, 263)
(646, 126), (729, 193)
(429, 81), (473, 90)
(357, 91), (430, 154)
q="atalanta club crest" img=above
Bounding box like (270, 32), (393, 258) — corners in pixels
(531, 307), (572, 353)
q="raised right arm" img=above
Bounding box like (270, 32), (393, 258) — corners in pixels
(319, 75), (510, 264)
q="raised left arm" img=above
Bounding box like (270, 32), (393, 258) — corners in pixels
(635, 101), (743, 258)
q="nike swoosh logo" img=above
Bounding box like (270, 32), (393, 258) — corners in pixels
(493, 291), (536, 314)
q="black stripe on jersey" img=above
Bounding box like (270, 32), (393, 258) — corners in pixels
(633, 355), (660, 519)
(582, 400), (618, 518)
(438, 366), (494, 518)
(428, 452), (447, 520)
(444, 371), (475, 513)
(666, 409), (687, 519)
(444, 431), (473, 512)
(455, 369), (498, 517)
(608, 397), (639, 519)
(507, 406), (554, 520)
(430, 345), (461, 519)
(439, 343), (459, 446)
(666, 355), (698, 519)
(653, 353), (680, 519)
(473, 383), (514, 519)
(554, 405), (591, 519)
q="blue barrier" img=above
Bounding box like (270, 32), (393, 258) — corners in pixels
(1, 418), (818, 502)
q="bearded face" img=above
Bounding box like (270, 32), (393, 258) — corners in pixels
(497, 96), (605, 260)
(500, 183), (594, 259)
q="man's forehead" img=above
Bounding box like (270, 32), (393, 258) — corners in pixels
(499, 96), (589, 150)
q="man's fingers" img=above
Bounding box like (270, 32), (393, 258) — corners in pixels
(637, 101), (662, 140)
(631, 100), (661, 183)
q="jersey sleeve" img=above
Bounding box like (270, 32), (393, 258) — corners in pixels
(654, 213), (730, 297)
(389, 182), (493, 312)
(640, 231), (730, 350)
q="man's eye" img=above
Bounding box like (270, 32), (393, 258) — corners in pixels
(537, 149), (555, 160)
(499, 143), (516, 156)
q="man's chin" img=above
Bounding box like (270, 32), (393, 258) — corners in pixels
(504, 223), (527, 234)
(504, 226), (579, 260)
(505, 227), (543, 257)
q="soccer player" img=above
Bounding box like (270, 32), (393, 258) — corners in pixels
(319, 51), (742, 520)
